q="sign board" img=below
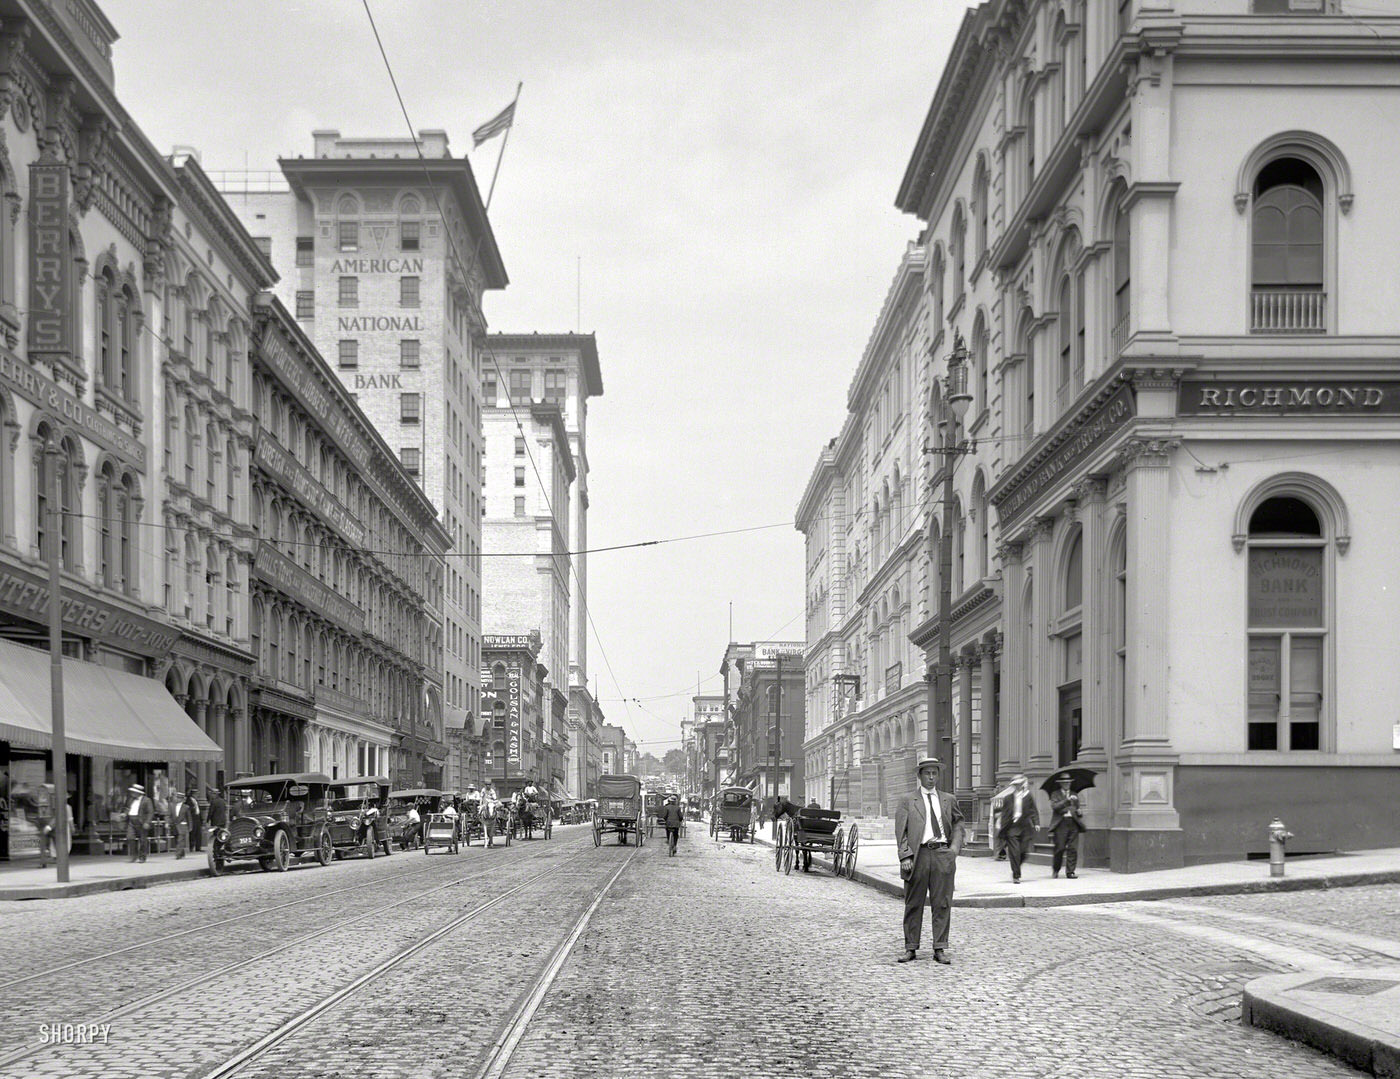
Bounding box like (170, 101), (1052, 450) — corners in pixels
(28, 162), (72, 364)
(0, 564), (177, 654)
(753, 643), (804, 661)
(254, 437), (367, 546)
(254, 541), (366, 631)
(996, 383), (1135, 527)
(0, 351), (146, 469)
(1179, 380), (1400, 416)
(507, 665), (522, 763)
(1248, 548), (1323, 628)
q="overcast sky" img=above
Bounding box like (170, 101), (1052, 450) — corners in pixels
(104, 0), (967, 755)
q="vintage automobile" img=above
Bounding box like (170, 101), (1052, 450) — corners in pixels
(208, 772), (337, 874)
(387, 788), (444, 850)
(327, 776), (393, 859)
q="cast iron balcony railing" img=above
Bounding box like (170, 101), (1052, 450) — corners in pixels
(1251, 289), (1326, 334)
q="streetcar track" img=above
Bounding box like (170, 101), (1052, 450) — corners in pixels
(0, 848), (475, 992)
(0, 837), (587, 1072)
(476, 845), (638, 1079)
(199, 845), (614, 1079)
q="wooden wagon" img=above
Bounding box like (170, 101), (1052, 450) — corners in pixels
(774, 807), (857, 877)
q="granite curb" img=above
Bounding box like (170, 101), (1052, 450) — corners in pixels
(1244, 968), (1400, 1077)
(0, 864), (211, 900)
(750, 833), (1400, 907)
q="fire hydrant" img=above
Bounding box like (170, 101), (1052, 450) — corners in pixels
(1268, 817), (1294, 877)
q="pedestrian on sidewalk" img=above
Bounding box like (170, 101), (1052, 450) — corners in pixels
(988, 784), (1012, 861)
(894, 757), (964, 966)
(662, 795), (684, 856)
(206, 787), (228, 843)
(170, 792), (192, 859)
(998, 774), (1038, 884)
(187, 792), (203, 852)
(126, 784), (153, 863)
(1049, 775), (1083, 879)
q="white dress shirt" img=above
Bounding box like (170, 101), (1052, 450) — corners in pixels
(920, 789), (947, 845)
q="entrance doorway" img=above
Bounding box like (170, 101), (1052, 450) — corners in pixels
(1058, 682), (1082, 767)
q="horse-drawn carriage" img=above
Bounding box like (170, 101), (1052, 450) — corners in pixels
(458, 792), (485, 846)
(513, 789), (552, 841)
(773, 806), (857, 877)
(593, 773), (644, 847)
(423, 800), (462, 855)
(710, 786), (756, 843)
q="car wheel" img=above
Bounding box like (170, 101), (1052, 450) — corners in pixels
(383, 839), (392, 857)
(207, 847), (225, 876)
(316, 829), (333, 867)
(270, 829), (290, 871)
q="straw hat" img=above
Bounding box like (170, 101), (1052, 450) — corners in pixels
(129, 784), (145, 794)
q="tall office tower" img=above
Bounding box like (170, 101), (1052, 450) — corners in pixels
(218, 130), (508, 788)
(483, 334), (602, 798)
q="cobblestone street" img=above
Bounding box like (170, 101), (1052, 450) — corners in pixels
(3, 824), (1394, 1078)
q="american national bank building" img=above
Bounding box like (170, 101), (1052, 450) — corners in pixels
(875, 0), (1400, 872)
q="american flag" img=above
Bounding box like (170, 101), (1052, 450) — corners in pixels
(472, 101), (515, 148)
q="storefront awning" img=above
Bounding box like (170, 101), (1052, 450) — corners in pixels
(0, 638), (225, 762)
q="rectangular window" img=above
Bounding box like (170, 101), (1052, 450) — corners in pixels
(514, 496), (526, 517)
(400, 340), (420, 369)
(509, 369), (532, 402)
(401, 221), (420, 251)
(338, 340), (358, 368)
(338, 276), (358, 307)
(400, 276), (420, 307)
(1247, 545), (1325, 751)
(482, 373), (497, 406)
(253, 236), (273, 260)
(514, 466), (526, 487)
(514, 437), (525, 457)
(543, 369), (566, 404)
(296, 290), (314, 320)
(401, 393), (421, 424)
(296, 236), (314, 266)
(400, 447), (421, 475)
(339, 221), (358, 251)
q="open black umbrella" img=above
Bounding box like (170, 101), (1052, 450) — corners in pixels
(1041, 768), (1097, 794)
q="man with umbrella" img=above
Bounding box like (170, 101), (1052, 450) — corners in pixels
(1045, 769), (1092, 879)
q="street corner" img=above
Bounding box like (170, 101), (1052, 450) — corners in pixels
(1244, 967), (1400, 1076)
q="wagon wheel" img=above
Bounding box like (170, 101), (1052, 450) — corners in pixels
(844, 824), (859, 878)
(773, 820), (785, 872)
(783, 833), (795, 876)
(709, 815), (717, 839)
(830, 825), (844, 876)
(593, 818), (602, 847)
(637, 820), (645, 846)
(648, 816), (654, 839)
(545, 815), (553, 839)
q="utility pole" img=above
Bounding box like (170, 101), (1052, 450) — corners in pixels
(772, 653), (782, 805)
(926, 334), (973, 792)
(45, 437), (70, 883)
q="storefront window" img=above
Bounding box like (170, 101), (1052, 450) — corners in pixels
(1247, 496), (1324, 751)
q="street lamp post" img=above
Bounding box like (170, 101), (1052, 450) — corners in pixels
(926, 334), (974, 793)
(45, 437), (70, 883)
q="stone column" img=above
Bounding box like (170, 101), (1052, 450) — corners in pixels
(1075, 476), (1110, 768)
(996, 539), (1026, 776)
(210, 702), (228, 789)
(956, 648), (975, 797)
(979, 634), (999, 789)
(1028, 516), (1057, 774)
(1111, 438), (1182, 870)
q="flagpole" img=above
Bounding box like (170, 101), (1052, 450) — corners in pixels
(484, 82), (522, 214)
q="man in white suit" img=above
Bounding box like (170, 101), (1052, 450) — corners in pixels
(894, 757), (965, 965)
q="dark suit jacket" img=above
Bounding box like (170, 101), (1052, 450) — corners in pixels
(1048, 790), (1083, 835)
(132, 795), (154, 827)
(998, 790), (1039, 837)
(661, 804), (684, 828)
(206, 794), (228, 829)
(171, 802), (192, 828)
(895, 787), (965, 862)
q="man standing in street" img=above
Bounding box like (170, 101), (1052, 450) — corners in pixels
(206, 787), (228, 844)
(126, 784), (153, 863)
(661, 795), (684, 856)
(894, 757), (964, 965)
(187, 791), (203, 852)
(998, 774), (1039, 884)
(1049, 774), (1083, 879)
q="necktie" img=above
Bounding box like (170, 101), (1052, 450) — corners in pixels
(927, 792), (944, 843)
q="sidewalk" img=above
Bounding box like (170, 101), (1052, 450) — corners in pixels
(0, 853), (210, 900)
(750, 822), (1400, 908)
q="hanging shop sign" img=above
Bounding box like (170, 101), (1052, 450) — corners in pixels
(507, 664), (522, 763)
(995, 383), (1136, 527)
(28, 162), (72, 364)
(1179, 380), (1400, 415)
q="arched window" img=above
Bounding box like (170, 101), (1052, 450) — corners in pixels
(1111, 526), (1127, 741)
(183, 533), (199, 621)
(96, 267), (114, 389)
(1247, 494), (1325, 751)
(1018, 307), (1036, 439)
(205, 543), (219, 629)
(972, 472), (989, 580)
(493, 663), (507, 694)
(1063, 532), (1083, 612)
(97, 462), (117, 588)
(973, 313), (990, 417)
(1111, 195), (1131, 356)
(1023, 85), (1037, 195)
(1251, 157), (1325, 333)
(972, 156), (990, 262)
(929, 245), (945, 328)
(953, 496), (965, 596)
(951, 205), (967, 301)
(1054, 233), (1085, 413)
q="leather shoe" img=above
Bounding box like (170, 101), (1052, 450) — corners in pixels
(1011, 876), (1021, 884)
(897, 950), (918, 963)
(1065, 872), (1078, 879)
(933, 950), (951, 965)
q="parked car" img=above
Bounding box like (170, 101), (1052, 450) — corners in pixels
(208, 772), (337, 874)
(327, 776), (393, 859)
